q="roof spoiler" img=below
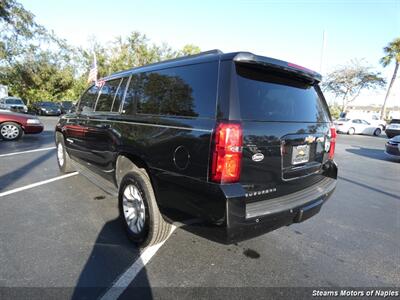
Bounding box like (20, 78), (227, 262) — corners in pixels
(233, 52), (322, 83)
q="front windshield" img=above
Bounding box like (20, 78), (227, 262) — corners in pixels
(41, 102), (58, 108)
(5, 99), (24, 105)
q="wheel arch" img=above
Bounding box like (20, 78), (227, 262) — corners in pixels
(0, 120), (25, 132)
(115, 153), (152, 188)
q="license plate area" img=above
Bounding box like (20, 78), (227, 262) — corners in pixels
(291, 144), (310, 165)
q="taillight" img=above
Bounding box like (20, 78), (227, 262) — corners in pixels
(328, 126), (337, 160)
(210, 122), (243, 183)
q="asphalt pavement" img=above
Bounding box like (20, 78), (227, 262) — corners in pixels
(0, 116), (399, 299)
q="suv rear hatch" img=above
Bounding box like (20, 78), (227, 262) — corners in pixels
(233, 55), (332, 202)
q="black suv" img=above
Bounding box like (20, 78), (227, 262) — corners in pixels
(55, 50), (338, 247)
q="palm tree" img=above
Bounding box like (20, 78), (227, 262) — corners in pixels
(380, 38), (400, 119)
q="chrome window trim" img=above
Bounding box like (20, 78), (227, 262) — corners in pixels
(87, 118), (212, 133)
(119, 75), (132, 113)
(110, 78), (123, 112)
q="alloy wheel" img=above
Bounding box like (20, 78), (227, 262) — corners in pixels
(1, 124), (19, 140)
(122, 184), (146, 234)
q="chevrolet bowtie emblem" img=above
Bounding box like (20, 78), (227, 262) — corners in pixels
(304, 135), (316, 144)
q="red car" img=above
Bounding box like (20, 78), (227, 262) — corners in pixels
(0, 110), (44, 141)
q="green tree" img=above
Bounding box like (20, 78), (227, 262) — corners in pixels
(379, 37), (400, 119)
(328, 105), (341, 120)
(179, 44), (201, 56)
(1, 1), (202, 103)
(0, 0), (79, 103)
(322, 60), (386, 112)
(2, 49), (75, 105)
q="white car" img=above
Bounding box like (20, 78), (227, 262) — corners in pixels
(0, 97), (28, 113)
(334, 118), (382, 136)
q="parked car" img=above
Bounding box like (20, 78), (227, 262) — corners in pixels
(0, 97), (28, 113)
(385, 119), (400, 138)
(32, 101), (62, 116)
(0, 111), (43, 140)
(59, 101), (75, 114)
(340, 112), (386, 130)
(55, 50), (338, 247)
(334, 118), (382, 136)
(384, 135), (400, 161)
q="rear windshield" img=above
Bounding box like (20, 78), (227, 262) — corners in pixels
(236, 64), (330, 122)
(62, 102), (73, 108)
(390, 119), (400, 124)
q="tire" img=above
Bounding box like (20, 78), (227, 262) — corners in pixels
(56, 136), (74, 173)
(373, 128), (381, 136)
(119, 170), (171, 248)
(0, 122), (23, 141)
(348, 127), (355, 135)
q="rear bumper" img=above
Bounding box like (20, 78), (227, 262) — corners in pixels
(385, 144), (400, 156)
(217, 161), (338, 243)
(385, 129), (400, 138)
(154, 160), (338, 244)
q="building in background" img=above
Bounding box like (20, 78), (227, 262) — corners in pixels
(346, 105), (400, 120)
(0, 85), (8, 99)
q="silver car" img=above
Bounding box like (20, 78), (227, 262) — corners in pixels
(0, 97), (28, 113)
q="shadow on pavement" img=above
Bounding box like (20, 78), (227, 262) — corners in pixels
(338, 176), (399, 200)
(72, 218), (152, 299)
(0, 130), (55, 155)
(345, 146), (389, 162)
(0, 150), (54, 191)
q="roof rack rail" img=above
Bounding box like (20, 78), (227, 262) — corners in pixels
(105, 49), (223, 78)
(152, 49), (223, 65)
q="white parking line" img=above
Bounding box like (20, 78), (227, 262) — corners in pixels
(0, 172), (79, 197)
(100, 225), (177, 300)
(0, 146), (56, 158)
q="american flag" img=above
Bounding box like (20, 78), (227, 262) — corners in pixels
(87, 53), (98, 83)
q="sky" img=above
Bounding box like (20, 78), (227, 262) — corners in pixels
(19, 0), (400, 107)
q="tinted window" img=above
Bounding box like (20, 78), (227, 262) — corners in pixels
(123, 63), (217, 118)
(112, 77), (128, 112)
(62, 101), (73, 109)
(122, 75), (138, 115)
(41, 102), (58, 108)
(79, 85), (99, 113)
(96, 79), (122, 112)
(6, 99), (24, 105)
(236, 65), (330, 122)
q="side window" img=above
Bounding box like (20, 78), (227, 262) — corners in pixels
(132, 62), (217, 118)
(352, 119), (360, 124)
(122, 73), (146, 115)
(95, 79), (122, 112)
(78, 85), (100, 114)
(112, 77), (129, 112)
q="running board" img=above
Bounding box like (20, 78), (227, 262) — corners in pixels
(71, 160), (118, 196)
